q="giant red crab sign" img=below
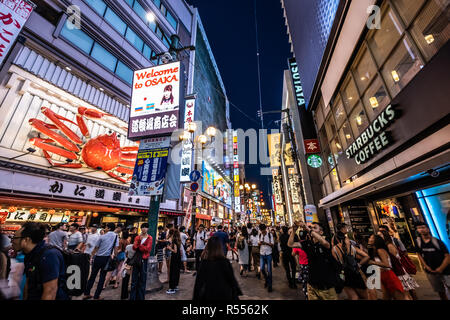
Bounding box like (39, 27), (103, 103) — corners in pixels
(28, 106), (138, 183)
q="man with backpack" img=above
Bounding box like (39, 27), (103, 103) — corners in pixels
(11, 222), (69, 300)
(213, 225), (230, 257)
(258, 224), (274, 292)
(415, 222), (449, 300)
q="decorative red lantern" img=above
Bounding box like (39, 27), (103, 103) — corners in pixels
(48, 209), (56, 215)
(93, 212), (98, 218)
(8, 206), (17, 213)
(77, 211), (84, 217)
(30, 208), (38, 214)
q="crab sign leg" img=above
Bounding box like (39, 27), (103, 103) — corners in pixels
(121, 153), (138, 160)
(76, 106), (111, 138)
(121, 146), (139, 152)
(30, 138), (78, 160)
(41, 107), (82, 144)
(116, 166), (134, 175)
(119, 160), (135, 168)
(29, 119), (80, 153)
(106, 171), (128, 184)
(42, 150), (83, 168)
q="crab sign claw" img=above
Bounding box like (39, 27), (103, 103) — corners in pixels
(77, 106), (111, 138)
(30, 138), (78, 160)
(41, 107), (82, 144)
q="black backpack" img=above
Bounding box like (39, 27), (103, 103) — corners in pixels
(334, 244), (359, 274)
(237, 237), (245, 250)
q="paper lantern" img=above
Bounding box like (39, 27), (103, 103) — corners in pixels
(30, 208), (38, 214)
(8, 206), (17, 213)
(77, 211), (84, 217)
(48, 209), (56, 215)
(93, 212), (98, 218)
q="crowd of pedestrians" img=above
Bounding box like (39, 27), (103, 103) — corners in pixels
(0, 218), (448, 301)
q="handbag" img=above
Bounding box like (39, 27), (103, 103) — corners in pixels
(103, 235), (118, 272)
(398, 250), (417, 275)
(388, 252), (405, 276)
(128, 244), (143, 268)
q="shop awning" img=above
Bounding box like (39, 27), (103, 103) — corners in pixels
(160, 210), (185, 217)
(195, 213), (212, 220)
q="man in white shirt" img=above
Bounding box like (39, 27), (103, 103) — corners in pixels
(258, 224), (274, 292)
(193, 224), (209, 275)
(179, 226), (190, 273)
(84, 225), (100, 256)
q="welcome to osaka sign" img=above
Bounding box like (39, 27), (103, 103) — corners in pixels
(128, 61), (183, 140)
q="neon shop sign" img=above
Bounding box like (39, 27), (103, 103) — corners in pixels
(345, 105), (398, 165)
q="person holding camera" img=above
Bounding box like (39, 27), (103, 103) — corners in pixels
(288, 221), (338, 300)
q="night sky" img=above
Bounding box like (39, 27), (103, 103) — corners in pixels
(186, 0), (292, 205)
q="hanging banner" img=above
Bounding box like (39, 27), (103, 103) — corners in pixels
(129, 137), (170, 196)
(128, 61), (182, 140)
(267, 133), (281, 167)
(0, 0), (35, 66)
(183, 198), (193, 229)
(288, 167), (300, 204)
(233, 130), (241, 212)
(180, 97), (196, 182)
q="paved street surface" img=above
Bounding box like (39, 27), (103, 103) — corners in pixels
(74, 253), (442, 300)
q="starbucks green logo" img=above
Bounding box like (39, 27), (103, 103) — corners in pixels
(307, 155), (322, 168)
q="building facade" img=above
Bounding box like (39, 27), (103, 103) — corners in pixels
(283, 0), (450, 250)
(0, 0), (196, 232)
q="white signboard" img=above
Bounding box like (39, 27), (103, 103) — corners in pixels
(0, 0), (34, 65)
(4, 209), (65, 223)
(0, 170), (150, 207)
(180, 97), (196, 182)
(128, 61), (181, 139)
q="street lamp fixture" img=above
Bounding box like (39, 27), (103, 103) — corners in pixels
(179, 130), (190, 141)
(244, 183), (249, 189)
(206, 126), (216, 137)
(187, 121), (197, 133)
(239, 185), (244, 190)
(198, 134), (208, 145)
(251, 184), (257, 189)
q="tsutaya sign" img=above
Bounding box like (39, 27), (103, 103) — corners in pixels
(288, 58), (306, 108)
(345, 105), (398, 165)
(128, 61), (182, 140)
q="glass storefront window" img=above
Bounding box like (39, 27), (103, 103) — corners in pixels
(338, 121), (354, 150)
(330, 136), (343, 164)
(349, 103), (369, 137)
(363, 76), (390, 121)
(391, 0), (426, 26)
(325, 116), (337, 142)
(381, 36), (424, 97)
(353, 46), (378, 93)
(323, 174), (333, 195)
(330, 168), (341, 192)
(410, 0), (450, 62)
(316, 97), (325, 129)
(367, 6), (404, 66)
(333, 97), (346, 128)
(341, 76), (359, 113)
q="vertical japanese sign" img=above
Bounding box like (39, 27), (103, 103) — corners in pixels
(233, 130), (240, 213)
(267, 133), (281, 167)
(184, 198), (193, 229)
(0, 0), (34, 66)
(129, 137), (170, 196)
(288, 167), (300, 204)
(180, 97), (195, 182)
(128, 61), (182, 140)
(272, 169), (283, 205)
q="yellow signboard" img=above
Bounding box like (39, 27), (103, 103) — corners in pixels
(268, 133), (281, 167)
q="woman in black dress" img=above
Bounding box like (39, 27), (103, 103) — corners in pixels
(193, 236), (243, 300)
(166, 229), (181, 294)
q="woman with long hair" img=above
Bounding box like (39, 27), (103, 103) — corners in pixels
(193, 236), (242, 300)
(160, 85), (174, 106)
(166, 229), (182, 294)
(236, 228), (249, 277)
(378, 229), (419, 300)
(249, 228), (260, 278)
(367, 234), (407, 300)
(331, 232), (369, 300)
(270, 229), (280, 267)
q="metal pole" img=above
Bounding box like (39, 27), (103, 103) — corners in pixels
(146, 195), (163, 293)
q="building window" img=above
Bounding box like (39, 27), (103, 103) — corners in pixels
(166, 10), (178, 30)
(333, 97), (346, 128)
(391, 0), (426, 26)
(363, 76), (390, 121)
(325, 116), (337, 142)
(116, 61), (133, 85)
(143, 44), (153, 60)
(381, 36), (424, 98)
(341, 76), (359, 113)
(153, 0), (161, 8)
(330, 168), (341, 192)
(91, 43), (117, 72)
(60, 21), (94, 54)
(367, 6), (404, 66)
(410, 0), (450, 62)
(330, 136), (343, 165)
(84, 0), (107, 16)
(323, 175), (333, 195)
(104, 8), (127, 35)
(352, 46), (378, 94)
(338, 121), (354, 150)
(349, 103), (369, 137)
(125, 28), (144, 52)
(132, 0), (148, 23)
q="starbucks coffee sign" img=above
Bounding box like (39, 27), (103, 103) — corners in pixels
(345, 105), (397, 165)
